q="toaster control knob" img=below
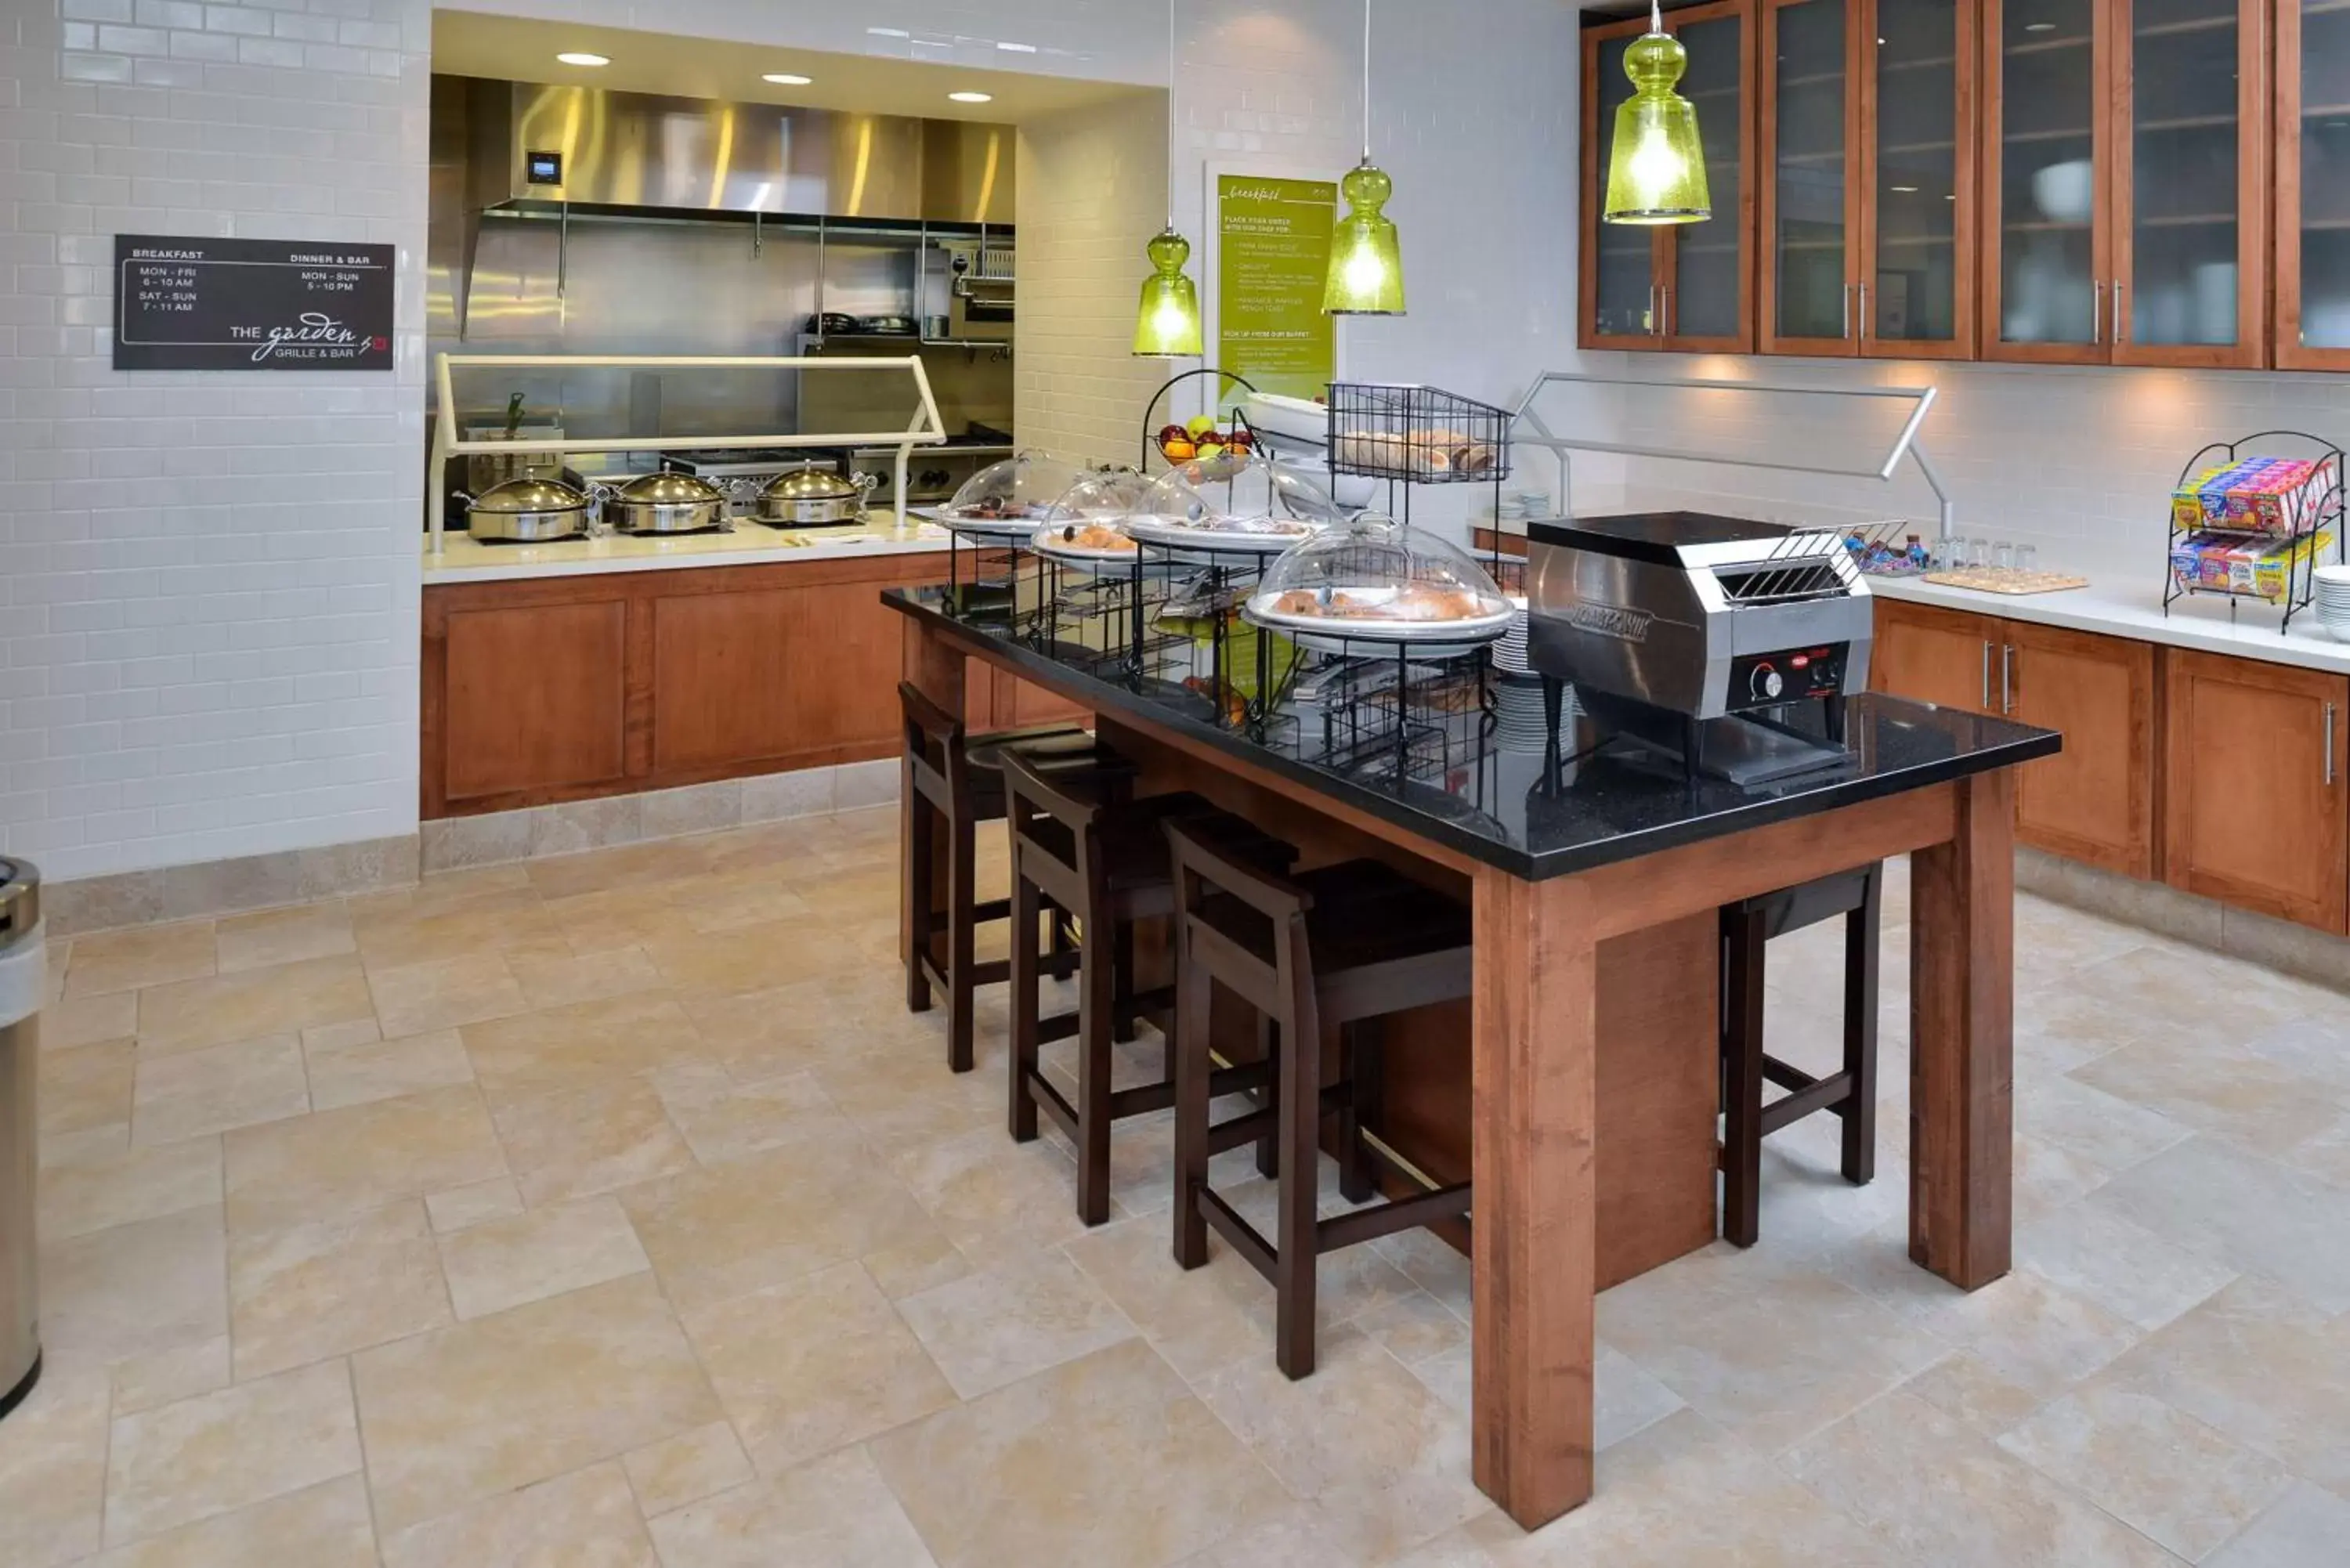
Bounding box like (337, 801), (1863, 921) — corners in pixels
(1751, 663), (1784, 700)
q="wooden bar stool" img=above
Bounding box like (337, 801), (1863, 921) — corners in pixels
(1165, 817), (1475, 1379)
(898, 681), (1121, 1073)
(996, 750), (1295, 1227)
(1719, 862), (1883, 1248)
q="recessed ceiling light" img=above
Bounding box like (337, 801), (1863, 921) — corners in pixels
(1889, 184), (1918, 193)
(762, 72), (812, 85)
(947, 90), (993, 103)
(997, 41), (1037, 52)
(555, 51), (609, 66)
(2023, 20), (2056, 30)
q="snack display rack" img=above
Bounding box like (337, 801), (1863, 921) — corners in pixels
(1325, 383), (1513, 565)
(2160, 431), (2346, 630)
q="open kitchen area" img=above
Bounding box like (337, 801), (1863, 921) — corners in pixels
(6, 1), (2350, 1566)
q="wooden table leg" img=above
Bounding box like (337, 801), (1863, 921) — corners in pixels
(900, 622), (966, 1006)
(1908, 768), (2016, 1290)
(1471, 866), (1598, 1530)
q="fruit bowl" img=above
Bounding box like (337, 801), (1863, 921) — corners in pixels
(1156, 414), (1257, 466)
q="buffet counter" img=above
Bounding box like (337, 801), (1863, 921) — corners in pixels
(887, 584), (2059, 1530)
(422, 518), (956, 584)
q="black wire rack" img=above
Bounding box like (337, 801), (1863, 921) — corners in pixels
(2160, 431), (2345, 631)
(1325, 381), (1515, 579)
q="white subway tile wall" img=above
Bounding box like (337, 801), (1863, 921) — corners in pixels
(2, 0), (429, 882)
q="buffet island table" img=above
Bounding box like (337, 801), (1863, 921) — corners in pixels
(888, 583), (2060, 1530)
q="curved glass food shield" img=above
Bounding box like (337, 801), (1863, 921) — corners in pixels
(1258, 511), (1506, 612)
(1133, 229), (1205, 356)
(1603, 23), (1712, 225)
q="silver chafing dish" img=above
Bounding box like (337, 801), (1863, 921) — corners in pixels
(1525, 511), (1875, 784)
(599, 471), (730, 535)
(460, 476), (593, 543)
(751, 464), (875, 527)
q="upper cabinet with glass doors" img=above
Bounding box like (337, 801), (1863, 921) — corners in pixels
(1759, 0), (1979, 356)
(1980, 0), (2265, 367)
(1581, 0), (1758, 352)
(2278, 0), (2350, 368)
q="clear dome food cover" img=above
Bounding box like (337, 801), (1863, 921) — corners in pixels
(1030, 468), (1150, 557)
(1132, 450), (1344, 541)
(937, 450), (1084, 526)
(1252, 512), (1512, 627)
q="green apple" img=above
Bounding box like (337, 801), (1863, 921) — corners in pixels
(1185, 414), (1218, 439)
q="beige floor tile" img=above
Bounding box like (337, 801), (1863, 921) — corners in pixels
(38, 1133), (221, 1241)
(668, 868), (815, 935)
(2207, 1481), (2350, 1568)
(137, 954), (374, 1056)
(110, 1336), (231, 1418)
(0, 1367), (110, 1568)
(680, 1261), (954, 1478)
(42, 1122), (129, 1169)
(352, 1272), (720, 1533)
(214, 902), (354, 974)
(537, 883), (673, 956)
(679, 979), (885, 1081)
(305, 1025), (474, 1111)
(378, 1459), (658, 1568)
(104, 1360), (363, 1545)
(888, 1125), (1108, 1254)
(1164, 1498), (1409, 1568)
(228, 1200), (454, 1380)
(2103, 1276), (2350, 1495)
(857, 1226), (976, 1301)
(2070, 1031), (2349, 1154)
(505, 942), (667, 1009)
(349, 886), (559, 970)
(42, 990), (139, 1052)
(68, 920), (216, 997)
(872, 1338), (1285, 1568)
(423, 1174), (524, 1234)
(38, 1038), (135, 1136)
(812, 1045), (1010, 1154)
(641, 915), (848, 999)
(459, 989), (705, 1109)
(437, 1194), (650, 1320)
(1598, 1243), (1948, 1452)
(526, 837), (716, 901)
(620, 1128), (941, 1310)
(222, 1082), (507, 1234)
(38, 1203), (228, 1364)
(1782, 1391), (2185, 1567)
(1063, 1213), (1279, 1381)
(1998, 1377), (2293, 1560)
(2278, 1111), (2350, 1190)
(1465, 1407), (1894, 1567)
(367, 951), (531, 1039)
(494, 1077), (696, 1207)
(1898, 1352), (2047, 1440)
(895, 1249), (1137, 1400)
(652, 1062), (857, 1165)
(2016, 1199), (2240, 1331)
(649, 1447), (938, 1568)
(623, 1422), (754, 1519)
(1195, 1328), (1491, 1564)
(132, 1032), (310, 1145)
(91, 1476), (378, 1568)
(2088, 1136), (2350, 1315)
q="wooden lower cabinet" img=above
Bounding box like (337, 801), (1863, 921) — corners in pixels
(2163, 650), (2349, 933)
(423, 553), (953, 818)
(1871, 599), (2000, 715)
(2005, 622), (2159, 880)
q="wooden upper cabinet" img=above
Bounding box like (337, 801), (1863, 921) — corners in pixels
(2163, 649), (2349, 932)
(1761, 0), (1979, 357)
(2276, 0), (2350, 369)
(2003, 620), (2157, 878)
(1580, 0), (1757, 351)
(1980, 0), (2266, 367)
(1868, 598), (2001, 712)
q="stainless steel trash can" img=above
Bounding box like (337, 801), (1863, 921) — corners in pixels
(0, 859), (40, 1421)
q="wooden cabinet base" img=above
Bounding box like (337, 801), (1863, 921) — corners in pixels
(423, 555), (953, 818)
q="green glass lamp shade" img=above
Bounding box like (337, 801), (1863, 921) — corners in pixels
(1602, 31), (1711, 224)
(1322, 160), (1405, 315)
(1132, 227), (1203, 356)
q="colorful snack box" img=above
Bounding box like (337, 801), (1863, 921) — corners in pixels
(2171, 454), (2340, 536)
(2170, 527), (2335, 602)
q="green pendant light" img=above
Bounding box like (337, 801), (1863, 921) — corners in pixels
(1324, 0), (1404, 315)
(1133, 2), (1203, 356)
(1602, 0), (1711, 225)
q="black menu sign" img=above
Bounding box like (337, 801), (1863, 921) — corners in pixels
(113, 233), (394, 370)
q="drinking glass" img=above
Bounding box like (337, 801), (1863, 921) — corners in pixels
(2016, 544), (2038, 574)
(1995, 541), (2017, 572)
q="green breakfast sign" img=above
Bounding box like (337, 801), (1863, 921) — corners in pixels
(1216, 174), (1337, 400)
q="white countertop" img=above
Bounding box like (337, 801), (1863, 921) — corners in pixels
(422, 519), (957, 583)
(1867, 572), (2350, 676)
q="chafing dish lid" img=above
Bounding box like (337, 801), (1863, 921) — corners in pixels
(758, 465), (859, 500)
(470, 476), (590, 513)
(615, 471), (727, 505)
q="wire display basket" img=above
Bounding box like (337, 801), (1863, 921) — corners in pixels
(2160, 432), (2345, 631)
(1325, 383), (1511, 485)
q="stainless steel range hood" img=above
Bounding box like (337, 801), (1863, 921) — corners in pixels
(447, 76), (1014, 224)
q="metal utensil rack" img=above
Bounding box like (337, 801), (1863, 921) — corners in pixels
(2159, 431), (2345, 631)
(426, 352), (948, 551)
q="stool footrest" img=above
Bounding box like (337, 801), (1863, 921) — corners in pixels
(1195, 1177), (1473, 1292)
(1202, 1081), (1352, 1158)
(1758, 1060), (1856, 1136)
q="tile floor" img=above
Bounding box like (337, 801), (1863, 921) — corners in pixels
(5, 804), (2350, 1566)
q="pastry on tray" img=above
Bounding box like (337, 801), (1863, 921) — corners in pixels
(943, 498), (1041, 521)
(1267, 583), (1500, 622)
(1044, 522), (1136, 553)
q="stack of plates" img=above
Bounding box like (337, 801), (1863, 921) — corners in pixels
(2317, 564), (2350, 642)
(1491, 674), (1576, 753)
(1494, 595), (1531, 674)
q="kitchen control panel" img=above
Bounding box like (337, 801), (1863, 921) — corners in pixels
(1728, 644), (1849, 710)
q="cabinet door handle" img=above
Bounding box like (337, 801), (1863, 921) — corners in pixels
(1661, 286), (1673, 338)
(2091, 280), (2104, 345)
(1858, 280), (1871, 340)
(1648, 283), (1659, 335)
(1842, 282), (1853, 339)
(2001, 644), (2014, 715)
(2328, 702), (2338, 787)
(1980, 641), (1992, 710)
(2113, 280), (2127, 345)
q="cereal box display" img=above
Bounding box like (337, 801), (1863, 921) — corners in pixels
(2168, 527), (2337, 602)
(2168, 454), (2339, 537)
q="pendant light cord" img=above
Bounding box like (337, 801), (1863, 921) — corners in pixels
(1167, 1), (1178, 228)
(1650, 0), (1662, 32)
(1360, 0), (1372, 162)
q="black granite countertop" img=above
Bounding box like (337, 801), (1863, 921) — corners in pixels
(886, 587), (2063, 881)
